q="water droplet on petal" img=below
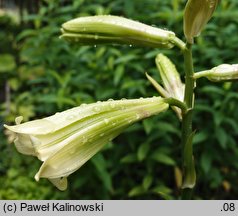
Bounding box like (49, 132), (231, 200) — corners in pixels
(127, 119), (132, 123)
(82, 136), (88, 144)
(93, 106), (101, 112)
(66, 115), (76, 120)
(135, 113), (140, 120)
(110, 103), (116, 108)
(80, 103), (87, 108)
(104, 118), (110, 125)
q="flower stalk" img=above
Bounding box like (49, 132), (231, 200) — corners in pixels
(181, 42), (196, 199)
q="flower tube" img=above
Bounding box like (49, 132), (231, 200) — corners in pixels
(4, 97), (168, 190)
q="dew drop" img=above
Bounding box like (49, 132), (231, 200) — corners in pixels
(94, 35), (99, 40)
(110, 103), (116, 108)
(129, 44), (132, 47)
(104, 118), (110, 125)
(82, 136), (88, 144)
(93, 106), (101, 112)
(94, 45), (97, 48)
(66, 115), (76, 120)
(80, 103), (87, 108)
(135, 113), (140, 120)
(127, 119), (132, 123)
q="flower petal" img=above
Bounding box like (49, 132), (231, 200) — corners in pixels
(35, 98), (168, 180)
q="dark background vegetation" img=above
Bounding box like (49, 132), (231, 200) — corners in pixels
(0, 0), (238, 199)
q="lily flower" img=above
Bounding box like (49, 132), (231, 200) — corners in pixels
(146, 54), (185, 120)
(60, 15), (177, 49)
(4, 97), (168, 190)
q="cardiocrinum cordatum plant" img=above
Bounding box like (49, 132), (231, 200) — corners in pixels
(4, 0), (238, 199)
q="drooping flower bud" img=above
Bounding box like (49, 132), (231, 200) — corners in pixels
(183, 0), (219, 43)
(61, 15), (176, 49)
(147, 54), (185, 120)
(194, 64), (238, 82)
(155, 54), (185, 102)
(4, 97), (168, 190)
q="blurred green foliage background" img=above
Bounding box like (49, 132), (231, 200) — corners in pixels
(0, 0), (238, 199)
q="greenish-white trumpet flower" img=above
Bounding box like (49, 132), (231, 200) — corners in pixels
(4, 97), (168, 190)
(183, 0), (219, 43)
(61, 15), (177, 49)
(194, 64), (238, 82)
(146, 54), (185, 120)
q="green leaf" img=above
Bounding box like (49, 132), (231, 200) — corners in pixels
(200, 152), (212, 174)
(113, 65), (124, 86)
(152, 185), (173, 200)
(137, 142), (150, 161)
(142, 175), (153, 190)
(120, 154), (138, 164)
(142, 119), (153, 134)
(215, 127), (227, 149)
(128, 185), (145, 197)
(91, 153), (113, 192)
(157, 122), (180, 135)
(0, 54), (16, 72)
(151, 151), (176, 166)
(193, 131), (208, 145)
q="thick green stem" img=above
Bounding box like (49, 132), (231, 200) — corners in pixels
(171, 36), (186, 51)
(181, 42), (196, 199)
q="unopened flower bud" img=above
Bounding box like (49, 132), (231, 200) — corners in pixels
(155, 54), (184, 102)
(61, 15), (176, 49)
(194, 64), (238, 82)
(184, 0), (219, 43)
(147, 54), (185, 120)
